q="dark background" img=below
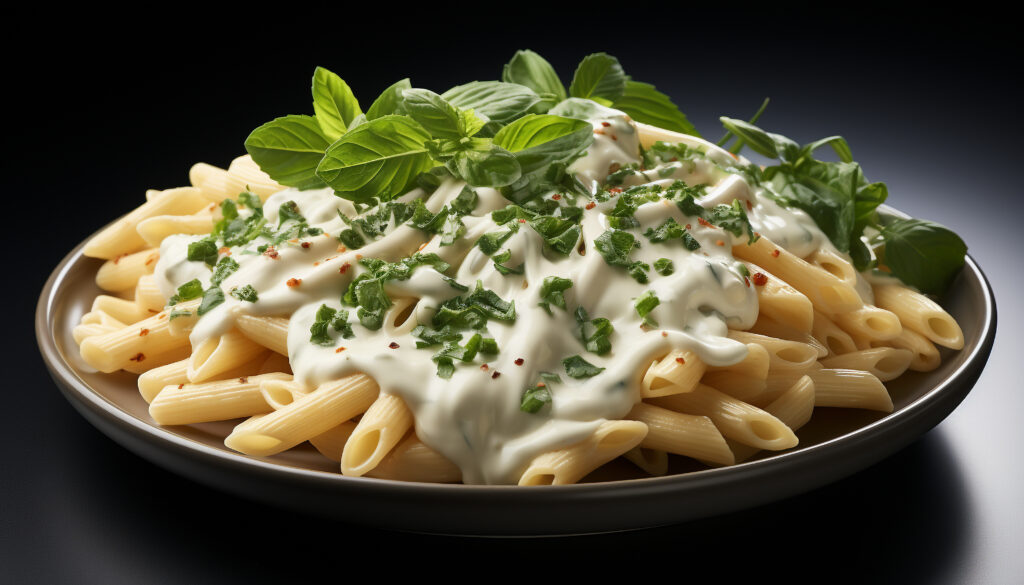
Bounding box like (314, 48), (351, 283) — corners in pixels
(7, 9), (1023, 583)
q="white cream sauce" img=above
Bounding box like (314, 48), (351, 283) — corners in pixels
(154, 110), (842, 484)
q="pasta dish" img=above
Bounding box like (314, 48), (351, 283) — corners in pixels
(71, 51), (967, 485)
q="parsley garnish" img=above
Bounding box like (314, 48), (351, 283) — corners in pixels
(168, 279), (203, 305)
(538, 276), (573, 315)
(229, 284), (259, 303)
(562, 355), (605, 378)
(634, 290), (660, 327)
(574, 307), (613, 355)
(520, 385), (552, 413)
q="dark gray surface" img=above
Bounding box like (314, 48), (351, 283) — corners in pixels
(8, 11), (1023, 583)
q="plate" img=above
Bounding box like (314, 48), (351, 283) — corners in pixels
(36, 209), (997, 536)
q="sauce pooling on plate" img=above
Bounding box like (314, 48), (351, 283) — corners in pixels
(154, 110), (840, 484)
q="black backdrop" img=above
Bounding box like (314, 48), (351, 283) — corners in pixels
(8, 9), (1023, 584)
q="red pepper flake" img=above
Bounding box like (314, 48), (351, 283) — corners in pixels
(177, 384), (184, 389)
(418, 242), (428, 251)
(594, 129), (605, 135)
(601, 121), (611, 127)
(337, 245), (347, 253)
(286, 278), (302, 287)
(746, 200), (753, 211)
(752, 272), (769, 286)
(551, 193), (561, 200)
(491, 371), (501, 379)
(145, 254), (158, 266)
(388, 342), (400, 349)
(715, 240), (725, 247)
(148, 309), (159, 313)
(335, 346), (347, 353)
(685, 224), (692, 230)
(670, 157), (679, 162)
(129, 352), (145, 362)
(585, 201), (596, 210)
(480, 364), (489, 371)
(301, 242), (311, 249)
(661, 331), (668, 337)
(518, 218), (527, 223)
(608, 162), (621, 174)
(355, 254), (363, 260)
(219, 247), (231, 256)
(514, 358), (525, 366)
(608, 187), (623, 194)
(772, 249), (781, 258)
(744, 277), (751, 287)
(536, 382), (546, 388)
(339, 262), (352, 274)
(675, 357), (686, 365)
(139, 328), (149, 337)
(158, 313), (167, 320)
(238, 377), (248, 383)
(113, 254), (124, 265)
(697, 217), (712, 227)
(611, 135), (618, 141)
(288, 238), (299, 244)
(264, 246), (279, 259)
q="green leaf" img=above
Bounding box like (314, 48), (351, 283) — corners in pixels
(168, 279), (203, 305)
(562, 355), (605, 378)
(210, 257), (239, 287)
(311, 66), (362, 140)
(402, 89), (484, 139)
(538, 276), (573, 314)
(316, 115), (434, 203)
(447, 145), (522, 187)
(520, 385), (552, 413)
(502, 50), (565, 110)
(575, 307), (613, 355)
(198, 286), (225, 316)
(653, 258), (674, 276)
(187, 237), (219, 266)
(880, 219), (967, 295)
(613, 80), (699, 136)
(549, 97), (618, 121)
(568, 53), (626, 104)
(634, 290), (660, 327)
(442, 81), (540, 124)
(244, 115), (330, 190)
(366, 79), (411, 120)
(719, 117), (778, 158)
(493, 114), (594, 175)
(230, 284), (259, 303)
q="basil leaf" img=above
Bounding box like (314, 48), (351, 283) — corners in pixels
(502, 50), (565, 111)
(198, 286), (225, 316)
(316, 115), (434, 203)
(880, 219), (967, 296)
(168, 279), (203, 305)
(447, 145), (522, 188)
(187, 237), (219, 266)
(718, 117), (778, 158)
(613, 80), (699, 137)
(402, 88), (484, 139)
(366, 78), (411, 120)
(493, 114), (594, 175)
(442, 81), (540, 124)
(562, 355), (605, 378)
(568, 53), (626, 105)
(549, 97), (618, 121)
(311, 66), (362, 140)
(244, 115), (330, 190)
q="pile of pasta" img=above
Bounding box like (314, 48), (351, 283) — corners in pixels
(73, 147), (965, 486)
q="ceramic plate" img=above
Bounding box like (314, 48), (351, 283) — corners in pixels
(36, 211), (996, 536)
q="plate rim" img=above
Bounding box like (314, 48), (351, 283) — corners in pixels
(35, 207), (998, 531)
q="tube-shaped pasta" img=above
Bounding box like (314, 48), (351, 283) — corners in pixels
(149, 373), (291, 425)
(137, 350), (272, 403)
(874, 327), (941, 372)
(728, 331), (818, 372)
(741, 262), (814, 333)
(699, 371), (769, 404)
(873, 284), (964, 349)
(134, 274), (166, 314)
(187, 329), (266, 383)
(706, 343), (770, 379)
(811, 310), (859, 357)
(820, 348), (913, 382)
(224, 374), (379, 456)
(641, 350), (705, 398)
(627, 403), (734, 466)
(518, 420), (649, 486)
(365, 434), (462, 483)
(341, 393), (414, 477)
(80, 304), (196, 373)
(73, 323), (118, 345)
(732, 235), (862, 315)
(95, 248), (160, 293)
(747, 315), (828, 358)
(833, 305), (902, 344)
(730, 375), (816, 463)
(807, 248), (859, 289)
(136, 209), (215, 248)
(121, 345), (192, 374)
(91, 295), (149, 324)
(235, 315), (289, 355)
(652, 384), (798, 451)
(83, 187), (208, 259)
(809, 368), (894, 412)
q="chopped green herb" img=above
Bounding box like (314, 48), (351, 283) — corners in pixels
(634, 290), (660, 327)
(187, 237), (219, 266)
(574, 307), (614, 355)
(562, 355), (605, 378)
(197, 287), (225, 316)
(168, 279), (203, 305)
(210, 257), (240, 287)
(520, 385), (552, 413)
(229, 284), (259, 303)
(654, 258), (674, 276)
(537, 276), (573, 315)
